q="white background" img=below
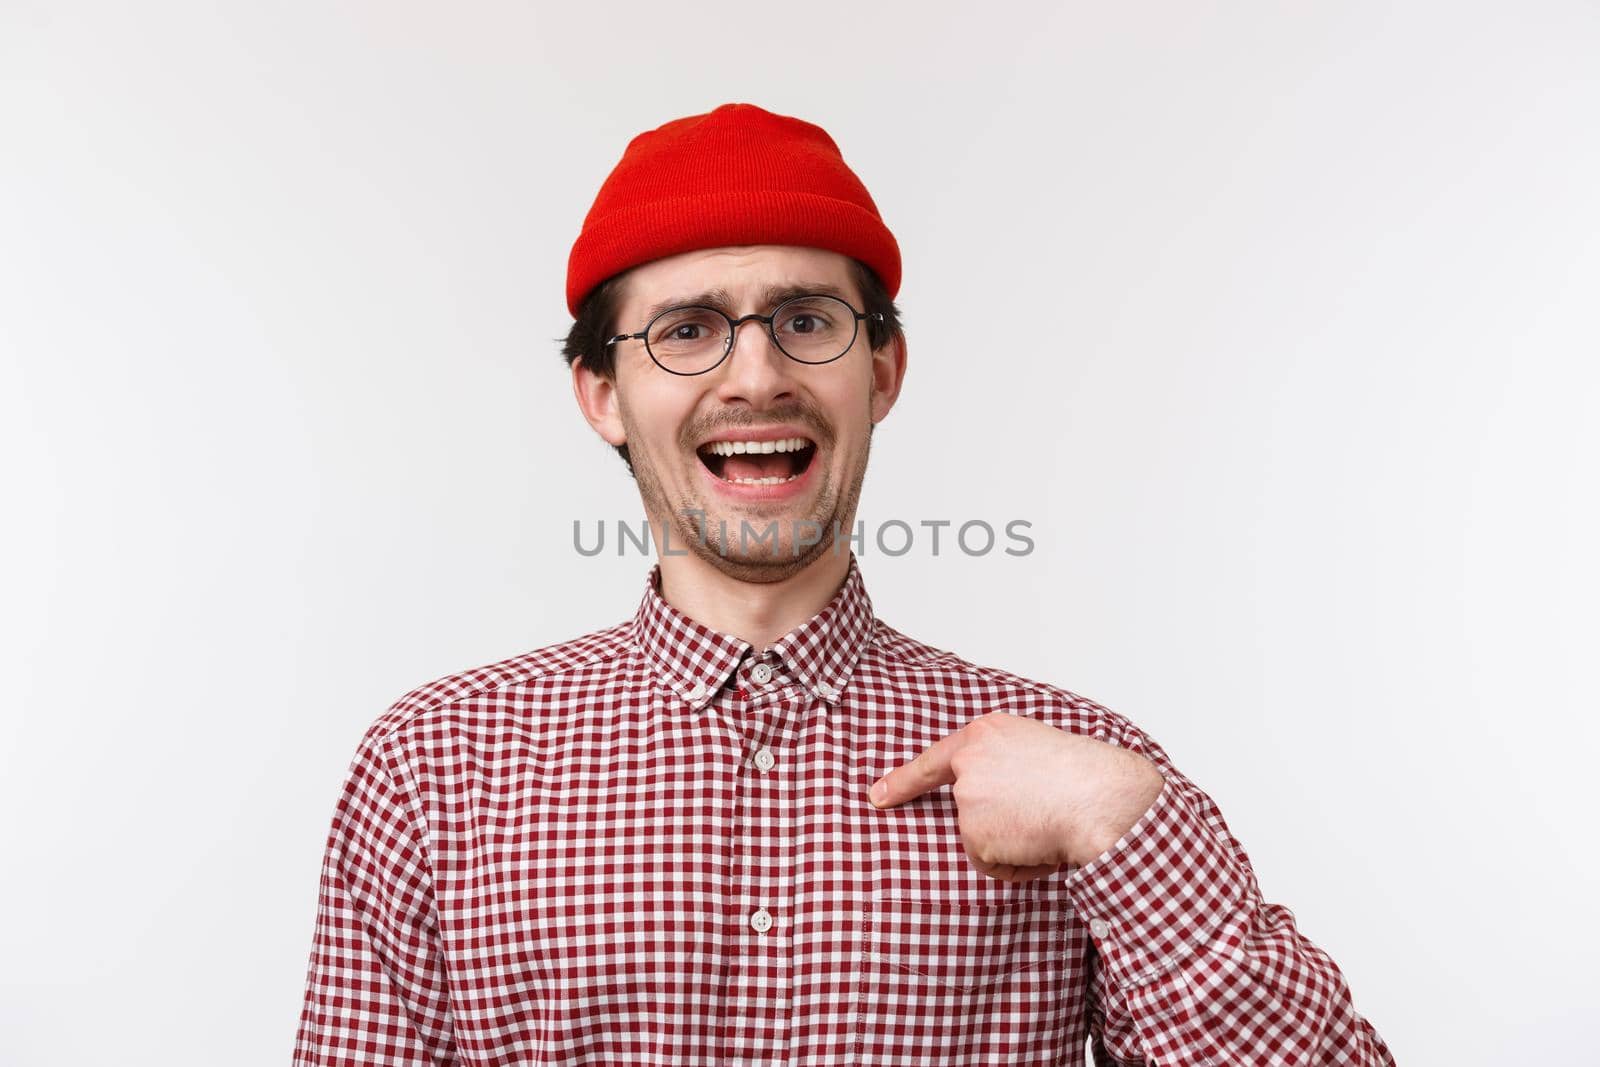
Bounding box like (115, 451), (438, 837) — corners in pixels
(4, 3), (1596, 1063)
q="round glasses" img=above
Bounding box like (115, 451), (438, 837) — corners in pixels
(605, 294), (883, 376)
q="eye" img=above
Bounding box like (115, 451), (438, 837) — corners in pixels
(649, 307), (727, 350)
(776, 299), (839, 335)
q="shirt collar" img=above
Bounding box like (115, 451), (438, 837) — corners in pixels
(630, 552), (877, 711)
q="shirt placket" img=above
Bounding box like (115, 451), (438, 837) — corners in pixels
(722, 647), (801, 1065)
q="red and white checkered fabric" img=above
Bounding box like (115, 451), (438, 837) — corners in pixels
(294, 553), (1393, 1065)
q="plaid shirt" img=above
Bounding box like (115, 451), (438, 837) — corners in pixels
(294, 553), (1393, 1066)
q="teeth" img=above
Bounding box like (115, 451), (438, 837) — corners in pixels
(726, 473), (802, 485)
(704, 437), (811, 457)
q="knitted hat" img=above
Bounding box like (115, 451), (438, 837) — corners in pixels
(565, 102), (901, 317)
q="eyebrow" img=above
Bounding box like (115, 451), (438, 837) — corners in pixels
(642, 282), (852, 322)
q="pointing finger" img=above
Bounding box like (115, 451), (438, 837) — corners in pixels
(869, 728), (963, 809)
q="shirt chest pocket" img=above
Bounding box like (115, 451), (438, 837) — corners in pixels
(855, 890), (1082, 1066)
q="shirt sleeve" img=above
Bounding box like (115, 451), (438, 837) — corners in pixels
(293, 725), (456, 1066)
(1065, 716), (1395, 1067)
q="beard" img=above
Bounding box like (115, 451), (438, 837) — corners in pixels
(623, 400), (872, 585)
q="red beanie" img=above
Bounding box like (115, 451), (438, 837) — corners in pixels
(565, 102), (901, 317)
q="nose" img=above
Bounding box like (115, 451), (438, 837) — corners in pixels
(715, 314), (798, 407)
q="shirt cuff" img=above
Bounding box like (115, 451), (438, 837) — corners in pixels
(1065, 776), (1251, 988)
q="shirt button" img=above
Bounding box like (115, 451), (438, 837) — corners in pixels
(1089, 918), (1111, 939)
(812, 682), (837, 700)
(686, 681), (707, 702)
(754, 748), (776, 772)
(750, 908), (773, 933)
(750, 662), (773, 684)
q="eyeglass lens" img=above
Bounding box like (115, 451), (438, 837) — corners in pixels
(646, 295), (857, 373)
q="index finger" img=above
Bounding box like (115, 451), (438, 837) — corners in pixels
(869, 728), (964, 809)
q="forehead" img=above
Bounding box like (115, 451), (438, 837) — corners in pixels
(615, 245), (858, 318)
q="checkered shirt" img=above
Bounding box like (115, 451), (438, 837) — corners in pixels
(293, 553), (1394, 1065)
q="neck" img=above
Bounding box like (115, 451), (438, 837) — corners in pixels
(655, 546), (853, 650)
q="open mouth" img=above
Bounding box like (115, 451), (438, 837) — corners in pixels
(696, 436), (818, 486)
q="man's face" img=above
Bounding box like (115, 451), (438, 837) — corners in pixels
(573, 245), (905, 584)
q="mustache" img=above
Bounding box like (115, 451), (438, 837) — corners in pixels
(683, 405), (833, 448)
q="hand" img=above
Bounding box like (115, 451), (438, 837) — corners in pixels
(868, 711), (1166, 880)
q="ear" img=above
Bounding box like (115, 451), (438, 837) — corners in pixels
(571, 354), (628, 447)
(868, 330), (908, 425)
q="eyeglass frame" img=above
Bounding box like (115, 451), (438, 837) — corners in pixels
(603, 293), (885, 376)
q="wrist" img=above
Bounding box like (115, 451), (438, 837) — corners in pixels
(1072, 762), (1165, 866)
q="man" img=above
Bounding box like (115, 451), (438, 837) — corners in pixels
(294, 103), (1394, 1065)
